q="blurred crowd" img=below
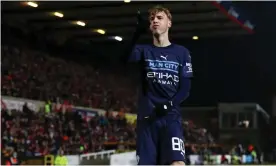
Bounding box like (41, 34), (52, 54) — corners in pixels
(1, 104), (215, 158)
(1, 45), (137, 113)
(183, 120), (214, 144)
(1, 105), (136, 158)
(1, 44), (216, 159)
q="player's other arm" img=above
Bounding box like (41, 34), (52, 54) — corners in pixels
(121, 11), (148, 64)
(173, 48), (193, 104)
(121, 31), (143, 64)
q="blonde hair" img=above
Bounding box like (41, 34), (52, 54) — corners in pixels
(148, 5), (172, 21)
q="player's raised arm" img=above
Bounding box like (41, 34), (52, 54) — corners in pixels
(121, 11), (148, 64)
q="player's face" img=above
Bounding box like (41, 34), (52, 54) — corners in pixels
(149, 11), (171, 36)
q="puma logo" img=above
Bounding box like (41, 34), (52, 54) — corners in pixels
(160, 55), (168, 60)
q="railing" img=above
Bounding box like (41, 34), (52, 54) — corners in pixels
(80, 150), (116, 160)
(1, 96), (137, 122)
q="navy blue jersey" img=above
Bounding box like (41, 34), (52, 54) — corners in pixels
(129, 44), (193, 119)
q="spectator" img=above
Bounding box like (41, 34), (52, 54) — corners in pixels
(1, 45), (137, 113)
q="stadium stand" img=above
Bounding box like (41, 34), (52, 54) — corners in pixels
(1, 30), (218, 163)
(1, 102), (221, 164)
(2, 45), (137, 113)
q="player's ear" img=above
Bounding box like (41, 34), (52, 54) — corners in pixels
(168, 20), (172, 28)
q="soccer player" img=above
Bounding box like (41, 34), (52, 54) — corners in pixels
(125, 5), (193, 165)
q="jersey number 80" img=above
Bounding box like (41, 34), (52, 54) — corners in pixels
(171, 137), (185, 154)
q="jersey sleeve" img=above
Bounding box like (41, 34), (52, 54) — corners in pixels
(128, 45), (143, 62)
(172, 47), (192, 105)
(182, 49), (193, 78)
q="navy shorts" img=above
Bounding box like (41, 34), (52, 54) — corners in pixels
(136, 115), (185, 165)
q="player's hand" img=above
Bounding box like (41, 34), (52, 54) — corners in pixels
(136, 10), (148, 34)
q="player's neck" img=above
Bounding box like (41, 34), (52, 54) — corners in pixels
(153, 33), (171, 47)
